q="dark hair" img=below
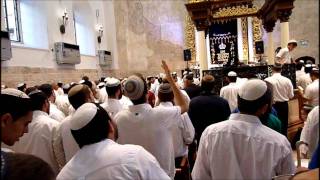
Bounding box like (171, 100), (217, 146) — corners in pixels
(100, 77), (105, 82)
(227, 76), (237, 83)
(3, 152), (55, 180)
(57, 82), (63, 88)
(82, 76), (89, 81)
(82, 80), (92, 89)
(17, 84), (26, 92)
(305, 66), (313, 74)
(68, 85), (91, 110)
(201, 75), (215, 93)
(71, 104), (110, 148)
(106, 85), (121, 98)
(131, 73), (148, 105)
(296, 62), (304, 70)
(25, 87), (37, 96)
(158, 91), (174, 103)
(38, 84), (53, 98)
(275, 47), (282, 54)
(29, 91), (48, 111)
(238, 83), (272, 115)
(0, 95), (32, 121)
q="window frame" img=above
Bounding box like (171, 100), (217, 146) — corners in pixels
(3, 0), (23, 42)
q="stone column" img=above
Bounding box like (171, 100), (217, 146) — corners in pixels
(263, 21), (276, 65)
(267, 32), (275, 64)
(196, 30), (208, 77)
(279, 10), (292, 48)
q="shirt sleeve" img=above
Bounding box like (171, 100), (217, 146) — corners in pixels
(52, 123), (66, 170)
(180, 113), (195, 145)
(304, 85), (313, 100)
(276, 149), (296, 176)
(276, 48), (285, 58)
(135, 147), (171, 180)
(192, 130), (211, 180)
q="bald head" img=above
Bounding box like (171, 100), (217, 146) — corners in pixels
(201, 75), (215, 93)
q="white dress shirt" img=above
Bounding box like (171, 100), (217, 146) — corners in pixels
(276, 47), (292, 64)
(300, 106), (319, 156)
(297, 73), (312, 90)
(57, 139), (170, 180)
(304, 79), (319, 106)
(119, 95), (133, 109)
(98, 87), (108, 103)
(115, 103), (181, 179)
(157, 102), (195, 157)
(55, 94), (70, 116)
(192, 113), (295, 180)
(50, 102), (65, 122)
(5, 110), (60, 174)
(296, 70), (306, 82)
(60, 115), (80, 162)
(220, 82), (239, 112)
(101, 98), (124, 119)
(265, 73), (294, 102)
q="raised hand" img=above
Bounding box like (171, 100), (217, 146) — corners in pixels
(161, 60), (170, 75)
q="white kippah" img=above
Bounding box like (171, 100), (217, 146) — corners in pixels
(238, 79), (267, 101)
(1, 88), (29, 98)
(79, 80), (85, 84)
(70, 103), (98, 130)
(227, 71), (237, 77)
(299, 60), (304, 63)
(17, 83), (25, 88)
(104, 77), (111, 83)
(288, 39), (297, 44)
(305, 64), (312, 68)
(106, 78), (120, 87)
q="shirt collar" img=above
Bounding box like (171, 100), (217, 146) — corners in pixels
(272, 72), (282, 77)
(229, 113), (262, 125)
(128, 103), (152, 113)
(159, 102), (173, 107)
(33, 110), (49, 117)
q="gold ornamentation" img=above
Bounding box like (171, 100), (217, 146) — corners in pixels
(187, 0), (208, 3)
(252, 17), (262, 42)
(241, 17), (249, 63)
(185, 15), (196, 62)
(212, 5), (258, 20)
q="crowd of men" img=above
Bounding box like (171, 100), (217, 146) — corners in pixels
(1, 60), (319, 180)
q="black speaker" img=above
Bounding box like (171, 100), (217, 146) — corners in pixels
(184, 49), (191, 61)
(255, 41), (264, 54)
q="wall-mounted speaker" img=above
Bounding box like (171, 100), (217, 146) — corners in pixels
(183, 49), (191, 61)
(255, 41), (264, 54)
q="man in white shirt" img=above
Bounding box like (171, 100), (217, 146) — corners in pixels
(265, 63), (294, 136)
(276, 39), (298, 64)
(192, 79), (295, 180)
(303, 69), (319, 106)
(297, 64), (313, 90)
(296, 61), (306, 82)
(101, 78), (124, 119)
(1, 89), (32, 147)
(220, 71), (240, 112)
(299, 106), (319, 158)
(55, 83), (71, 116)
(6, 90), (60, 174)
(115, 61), (189, 179)
(155, 83), (195, 173)
(38, 84), (65, 122)
(53, 84), (96, 168)
(57, 103), (170, 180)
(96, 82), (108, 103)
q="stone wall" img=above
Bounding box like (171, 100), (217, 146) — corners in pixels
(113, 0), (188, 77)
